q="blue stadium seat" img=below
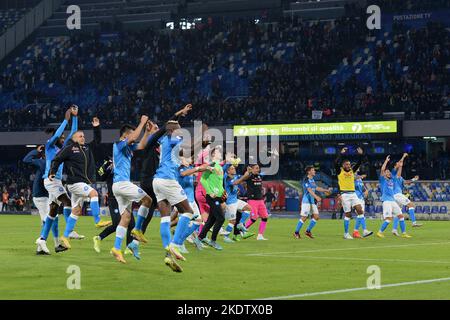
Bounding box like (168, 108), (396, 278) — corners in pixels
(439, 206), (448, 214)
(375, 205), (382, 213)
(431, 206), (439, 214)
(415, 206), (423, 213)
(422, 206), (431, 214)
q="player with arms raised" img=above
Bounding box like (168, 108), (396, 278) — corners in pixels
(335, 147), (373, 239)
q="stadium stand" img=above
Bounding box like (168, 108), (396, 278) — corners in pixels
(0, 8), (29, 35)
(1, 13), (448, 130)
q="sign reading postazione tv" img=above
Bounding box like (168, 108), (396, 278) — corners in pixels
(233, 121), (397, 136)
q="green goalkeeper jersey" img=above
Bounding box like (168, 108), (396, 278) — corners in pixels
(200, 161), (224, 197)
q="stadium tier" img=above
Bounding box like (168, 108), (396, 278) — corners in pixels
(0, 7), (449, 130)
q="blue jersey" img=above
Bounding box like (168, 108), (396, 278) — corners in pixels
(23, 150), (48, 198)
(355, 178), (365, 200)
(178, 166), (195, 203)
(43, 117), (77, 180)
(391, 169), (405, 194)
(379, 176), (395, 201)
(154, 135), (183, 180)
(113, 139), (138, 183)
(393, 176), (404, 195)
(302, 177), (317, 204)
(225, 174), (240, 205)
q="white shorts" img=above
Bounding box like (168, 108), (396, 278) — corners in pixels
(67, 182), (95, 209)
(300, 203), (319, 217)
(44, 178), (68, 205)
(225, 199), (248, 220)
(33, 197), (49, 221)
(341, 192), (363, 213)
(394, 193), (411, 206)
(190, 201), (200, 219)
(153, 178), (187, 206)
(382, 201), (403, 219)
(113, 181), (147, 215)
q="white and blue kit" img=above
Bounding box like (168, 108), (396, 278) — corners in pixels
(152, 135), (187, 206)
(112, 138), (148, 215)
(300, 177), (319, 217)
(391, 170), (411, 206)
(224, 173), (247, 220)
(43, 117), (77, 205)
(379, 176), (402, 218)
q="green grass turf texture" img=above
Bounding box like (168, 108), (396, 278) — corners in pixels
(1, 215), (450, 300)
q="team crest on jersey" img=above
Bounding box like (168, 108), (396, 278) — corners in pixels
(59, 187), (64, 192)
(72, 146), (80, 153)
(180, 189), (186, 195)
(84, 186), (89, 191)
(138, 188), (143, 194)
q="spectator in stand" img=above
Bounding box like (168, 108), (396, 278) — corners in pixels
(2, 189), (9, 212)
(264, 188), (276, 215)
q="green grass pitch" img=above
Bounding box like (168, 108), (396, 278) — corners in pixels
(1, 215), (450, 300)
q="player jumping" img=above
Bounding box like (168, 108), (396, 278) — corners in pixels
(35, 106), (78, 254)
(391, 153), (422, 233)
(110, 115), (153, 263)
(376, 155), (412, 238)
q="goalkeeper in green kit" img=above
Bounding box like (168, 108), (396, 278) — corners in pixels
(197, 146), (227, 250)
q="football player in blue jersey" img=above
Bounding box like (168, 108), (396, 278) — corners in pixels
(377, 155), (412, 238)
(294, 166), (332, 239)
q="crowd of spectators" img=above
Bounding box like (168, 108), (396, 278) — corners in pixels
(324, 21), (449, 119)
(0, 164), (32, 212)
(0, 7), (448, 130)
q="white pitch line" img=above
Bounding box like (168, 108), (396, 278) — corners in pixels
(248, 254), (450, 265)
(245, 241), (450, 256)
(256, 277), (450, 300)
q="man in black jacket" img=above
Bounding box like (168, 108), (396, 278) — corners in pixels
(49, 117), (111, 249)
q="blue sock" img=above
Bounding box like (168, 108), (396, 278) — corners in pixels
(172, 214), (191, 246)
(90, 197), (101, 224)
(51, 216), (59, 239)
(360, 216), (367, 230)
(160, 216), (172, 248)
(295, 219), (304, 233)
(408, 207), (416, 223)
(63, 206), (71, 222)
(225, 223), (233, 233)
(380, 220), (390, 232)
(183, 222), (200, 242)
(344, 217), (350, 233)
(354, 216), (361, 231)
(135, 205), (149, 231)
(40, 215), (55, 240)
(114, 225), (127, 250)
(240, 211), (250, 224)
(306, 219), (317, 232)
(392, 216), (399, 230)
(63, 214), (78, 238)
(399, 218), (406, 233)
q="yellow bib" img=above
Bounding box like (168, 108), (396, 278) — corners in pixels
(338, 169), (355, 192)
